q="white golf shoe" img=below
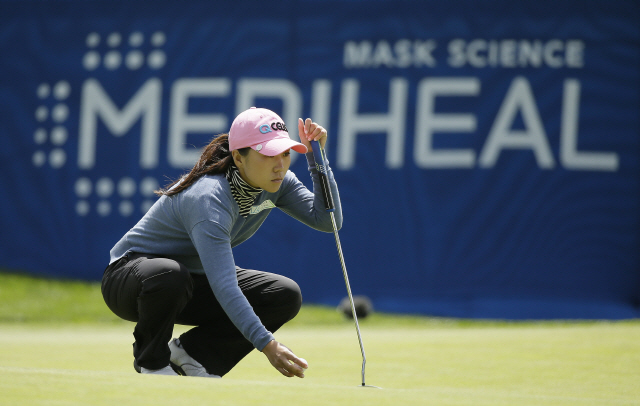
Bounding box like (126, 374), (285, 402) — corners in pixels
(134, 360), (179, 376)
(169, 338), (221, 378)
(140, 365), (180, 376)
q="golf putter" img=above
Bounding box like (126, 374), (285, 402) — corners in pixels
(310, 140), (380, 389)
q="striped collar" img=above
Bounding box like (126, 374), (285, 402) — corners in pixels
(225, 164), (262, 218)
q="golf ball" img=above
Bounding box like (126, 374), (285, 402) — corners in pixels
(299, 358), (308, 370)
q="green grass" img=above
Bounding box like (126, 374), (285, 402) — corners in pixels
(1, 271), (640, 405)
(0, 271), (122, 324)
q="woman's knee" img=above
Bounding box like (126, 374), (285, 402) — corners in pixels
(274, 276), (303, 321)
(237, 269), (302, 323)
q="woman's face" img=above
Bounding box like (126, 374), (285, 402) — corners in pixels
(233, 148), (291, 193)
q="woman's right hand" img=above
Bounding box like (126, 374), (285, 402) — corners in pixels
(262, 339), (308, 378)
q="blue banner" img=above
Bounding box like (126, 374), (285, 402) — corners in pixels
(1, 0), (638, 318)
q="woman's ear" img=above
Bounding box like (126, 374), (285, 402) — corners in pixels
(231, 149), (243, 167)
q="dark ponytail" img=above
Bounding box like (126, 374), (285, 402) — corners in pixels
(155, 134), (248, 196)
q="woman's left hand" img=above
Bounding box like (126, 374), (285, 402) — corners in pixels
(262, 339), (308, 378)
(298, 118), (327, 152)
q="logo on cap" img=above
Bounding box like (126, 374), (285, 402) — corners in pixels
(271, 122), (288, 132)
(259, 122), (288, 134)
(259, 124), (272, 134)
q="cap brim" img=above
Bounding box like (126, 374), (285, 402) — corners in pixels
(252, 138), (308, 156)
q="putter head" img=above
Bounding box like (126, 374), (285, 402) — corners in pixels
(360, 384), (382, 389)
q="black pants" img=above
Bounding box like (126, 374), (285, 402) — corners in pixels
(101, 253), (302, 376)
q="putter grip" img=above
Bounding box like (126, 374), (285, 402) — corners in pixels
(310, 140), (335, 212)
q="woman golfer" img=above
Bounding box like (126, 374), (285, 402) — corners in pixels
(101, 107), (341, 377)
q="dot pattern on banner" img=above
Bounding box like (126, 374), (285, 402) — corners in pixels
(97, 201), (111, 217)
(33, 81), (71, 169)
(119, 201), (134, 217)
(96, 177), (115, 198)
(73, 176), (159, 217)
(54, 81), (71, 100)
(51, 127), (68, 145)
(75, 177), (92, 198)
(76, 201), (90, 217)
(49, 149), (66, 168)
(83, 31), (167, 71)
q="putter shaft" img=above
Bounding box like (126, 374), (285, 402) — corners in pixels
(330, 212), (367, 386)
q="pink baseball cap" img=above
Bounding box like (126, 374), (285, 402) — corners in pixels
(228, 107), (307, 156)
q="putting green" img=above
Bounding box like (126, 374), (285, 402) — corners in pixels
(1, 321), (639, 405)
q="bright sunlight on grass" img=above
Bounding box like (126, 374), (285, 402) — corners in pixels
(1, 270), (639, 406)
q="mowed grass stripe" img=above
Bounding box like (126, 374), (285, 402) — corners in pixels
(1, 366), (635, 406)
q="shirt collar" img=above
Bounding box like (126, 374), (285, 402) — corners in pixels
(225, 164), (262, 217)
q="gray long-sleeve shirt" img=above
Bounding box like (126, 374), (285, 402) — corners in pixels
(109, 152), (342, 351)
